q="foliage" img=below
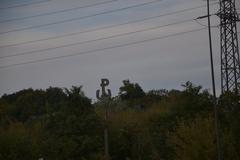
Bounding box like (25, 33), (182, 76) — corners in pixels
(119, 80), (145, 101)
(0, 122), (38, 160)
(167, 116), (216, 160)
(218, 92), (240, 159)
(0, 81), (239, 160)
(0, 86), (103, 160)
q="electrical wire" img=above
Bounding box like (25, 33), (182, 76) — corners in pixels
(0, 0), (175, 35)
(194, 19), (219, 28)
(0, 0), (117, 23)
(0, 0), (51, 10)
(0, 19), (194, 59)
(0, 27), (206, 69)
(0, 2), (218, 48)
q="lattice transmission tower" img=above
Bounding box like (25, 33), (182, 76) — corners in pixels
(219, 0), (240, 94)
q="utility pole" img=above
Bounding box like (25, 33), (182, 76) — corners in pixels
(218, 0), (240, 94)
(96, 79), (112, 160)
(196, 0), (239, 159)
(196, 0), (240, 159)
(196, 1), (222, 160)
(206, 1), (222, 160)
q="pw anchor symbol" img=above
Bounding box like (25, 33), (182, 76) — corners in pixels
(96, 78), (111, 160)
(96, 78), (112, 100)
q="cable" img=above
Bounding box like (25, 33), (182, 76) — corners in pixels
(194, 19), (219, 28)
(0, 2), (218, 48)
(194, 19), (209, 27)
(0, 0), (170, 35)
(0, 0), (117, 23)
(0, 0), (51, 10)
(0, 19), (194, 59)
(0, 27), (206, 69)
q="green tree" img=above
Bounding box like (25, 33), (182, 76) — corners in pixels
(168, 116), (216, 160)
(166, 81), (212, 119)
(218, 91), (240, 159)
(41, 86), (103, 160)
(0, 122), (38, 160)
(148, 82), (213, 159)
(119, 80), (145, 101)
(109, 110), (157, 160)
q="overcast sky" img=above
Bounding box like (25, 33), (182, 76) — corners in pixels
(0, 0), (239, 99)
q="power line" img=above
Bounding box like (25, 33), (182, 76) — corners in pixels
(0, 19), (194, 59)
(3, 21), (197, 59)
(0, 0), (51, 10)
(194, 19), (219, 28)
(0, 0), (117, 23)
(0, 0), (167, 35)
(0, 3), (218, 48)
(0, 27), (206, 69)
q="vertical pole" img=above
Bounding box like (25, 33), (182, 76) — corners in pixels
(104, 99), (110, 160)
(96, 79), (111, 160)
(206, 1), (222, 160)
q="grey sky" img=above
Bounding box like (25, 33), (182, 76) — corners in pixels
(0, 0), (239, 100)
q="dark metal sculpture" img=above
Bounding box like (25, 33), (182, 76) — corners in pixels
(96, 78), (112, 100)
(96, 78), (111, 160)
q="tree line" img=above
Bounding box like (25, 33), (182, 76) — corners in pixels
(0, 80), (239, 160)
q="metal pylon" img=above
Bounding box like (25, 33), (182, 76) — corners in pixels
(219, 0), (240, 94)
